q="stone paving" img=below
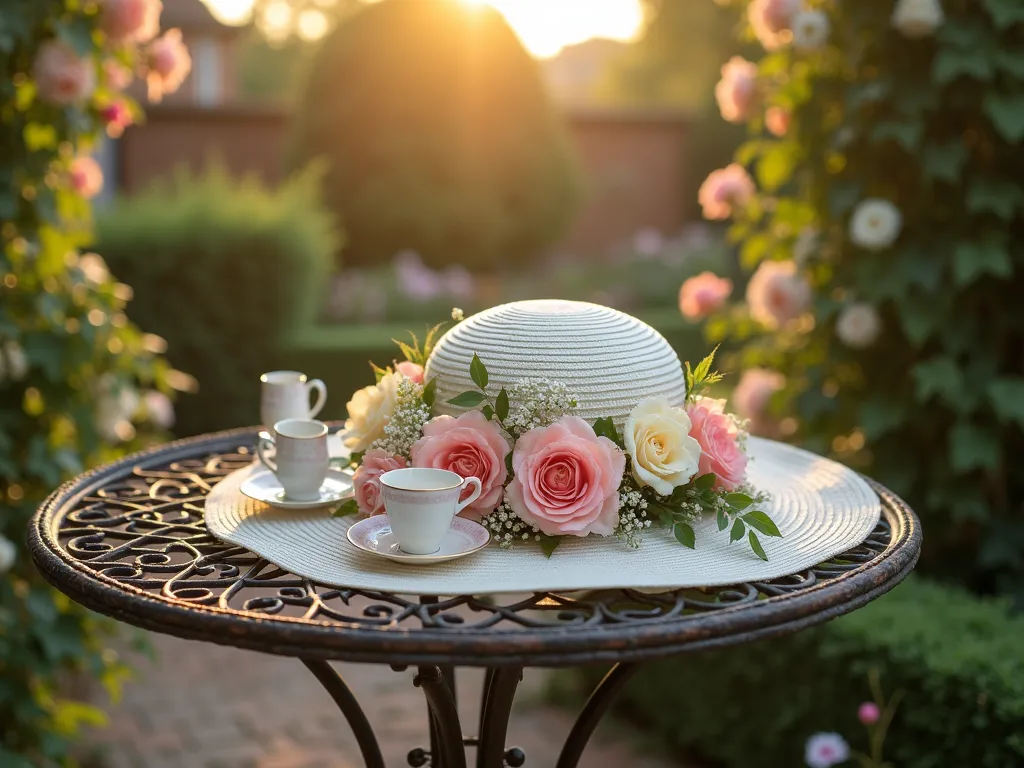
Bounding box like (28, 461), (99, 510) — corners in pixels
(87, 632), (684, 768)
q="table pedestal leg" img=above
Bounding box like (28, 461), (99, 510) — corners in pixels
(415, 665), (467, 768)
(477, 667), (525, 767)
(555, 662), (640, 768)
(301, 659), (385, 768)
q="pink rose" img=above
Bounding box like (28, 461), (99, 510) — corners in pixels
(410, 411), (510, 517)
(715, 56), (758, 123)
(748, 0), (800, 49)
(679, 272), (733, 320)
(100, 0), (161, 44)
(746, 259), (811, 328)
(506, 416), (625, 538)
(144, 28), (191, 103)
(732, 368), (785, 434)
(353, 450), (407, 516)
(70, 156), (103, 199)
(101, 99), (134, 138)
(395, 360), (424, 384)
(765, 106), (791, 137)
(687, 400), (748, 491)
(33, 41), (95, 106)
(698, 164), (755, 221)
(104, 59), (133, 90)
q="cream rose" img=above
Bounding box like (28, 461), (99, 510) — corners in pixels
(344, 372), (399, 452)
(624, 397), (702, 496)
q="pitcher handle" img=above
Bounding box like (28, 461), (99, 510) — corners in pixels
(454, 476), (483, 515)
(307, 379), (327, 419)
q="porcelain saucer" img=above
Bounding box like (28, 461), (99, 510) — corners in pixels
(240, 468), (354, 510)
(346, 516), (490, 565)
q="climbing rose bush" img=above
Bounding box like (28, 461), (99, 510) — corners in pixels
(692, 0), (1024, 598)
(1, 0), (191, 763)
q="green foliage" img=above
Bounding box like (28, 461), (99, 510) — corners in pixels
(1, 1), (180, 762)
(704, 0), (1024, 598)
(96, 166), (338, 437)
(561, 577), (1024, 767)
(288, 0), (581, 270)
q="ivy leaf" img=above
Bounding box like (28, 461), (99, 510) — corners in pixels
(422, 377), (437, 407)
(897, 293), (945, 347)
(674, 523), (696, 549)
(538, 534), (562, 558)
(913, 356), (963, 405)
(56, 16), (94, 56)
(717, 509), (728, 532)
(953, 239), (1012, 287)
(481, 404), (495, 420)
(869, 120), (923, 152)
(859, 398), (906, 440)
(743, 510), (782, 538)
(694, 473), (717, 490)
(496, 387), (509, 421)
(724, 492), (753, 510)
(967, 179), (1024, 220)
(756, 143), (798, 192)
(994, 49), (1024, 78)
(729, 519), (746, 544)
(922, 142), (968, 183)
(749, 531), (769, 561)
(987, 378), (1024, 427)
(332, 499), (359, 518)
(470, 353), (488, 390)
(592, 416), (622, 447)
(949, 421), (1000, 473)
(447, 390), (487, 408)
(933, 48), (993, 85)
(983, 92), (1024, 144)
(983, 0), (1024, 29)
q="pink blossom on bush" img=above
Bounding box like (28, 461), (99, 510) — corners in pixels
(100, 0), (161, 44)
(858, 701), (881, 725)
(33, 41), (96, 105)
(698, 164), (755, 220)
(104, 59), (134, 90)
(410, 411), (511, 517)
(679, 272), (733, 320)
(144, 28), (191, 103)
(69, 156), (103, 199)
(353, 450), (408, 516)
(101, 99), (134, 138)
(765, 106), (791, 137)
(687, 400), (748, 490)
(506, 416), (624, 537)
(748, 0), (800, 49)
(746, 259), (811, 328)
(394, 361), (424, 384)
(715, 56), (758, 123)
(732, 368), (785, 433)
(805, 732), (850, 768)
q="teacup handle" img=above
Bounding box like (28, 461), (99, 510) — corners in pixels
(256, 434), (277, 472)
(455, 476), (483, 515)
(307, 379), (327, 419)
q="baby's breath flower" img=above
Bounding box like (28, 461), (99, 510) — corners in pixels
(368, 375), (431, 459)
(480, 495), (540, 549)
(503, 378), (576, 437)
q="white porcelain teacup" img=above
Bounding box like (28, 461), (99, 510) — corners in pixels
(256, 419), (329, 501)
(379, 468), (483, 555)
(260, 371), (326, 430)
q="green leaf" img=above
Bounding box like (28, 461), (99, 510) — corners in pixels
(913, 356), (963, 405)
(897, 293), (945, 347)
(869, 120), (923, 152)
(756, 143), (798, 192)
(987, 378), (1024, 427)
(743, 510), (782, 538)
(481, 404), (495, 420)
(657, 509), (674, 528)
(505, 450), (514, 477)
(538, 534), (562, 557)
(470, 353), (488, 390)
(725, 492), (753, 510)
(56, 16), (95, 56)
(717, 509), (728, 531)
(983, 0), (1024, 28)
(447, 390), (487, 408)
(983, 91), (1024, 144)
(674, 523), (696, 549)
(694, 473), (716, 490)
(333, 499), (360, 518)
(592, 416), (622, 446)
(994, 49), (1024, 78)
(729, 519), (746, 543)
(749, 530), (769, 561)
(949, 421), (1000, 473)
(422, 377), (437, 407)
(859, 398), (906, 440)
(953, 238), (1012, 287)
(933, 47), (993, 85)
(967, 179), (1024, 220)
(922, 142), (968, 183)
(496, 387), (509, 421)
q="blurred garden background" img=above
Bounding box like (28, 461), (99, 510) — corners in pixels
(2, 0), (1024, 765)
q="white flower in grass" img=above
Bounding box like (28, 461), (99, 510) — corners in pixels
(792, 10), (830, 51)
(805, 732), (850, 768)
(836, 303), (882, 349)
(892, 0), (944, 38)
(0, 535), (15, 573)
(849, 199), (902, 251)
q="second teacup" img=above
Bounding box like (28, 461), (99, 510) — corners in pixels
(379, 468), (482, 555)
(257, 418), (329, 501)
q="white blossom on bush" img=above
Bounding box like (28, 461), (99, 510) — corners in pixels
(849, 198), (902, 251)
(792, 9), (831, 51)
(892, 0), (945, 38)
(143, 390), (175, 429)
(836, 302), (882, 349)
(96, 375), (140, 442)
(0, 535), (15, 574)
(0, 340), (29, 382)
(805, 732), (850, 768)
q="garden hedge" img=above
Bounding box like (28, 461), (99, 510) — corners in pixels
(561, 577), (1024, 768)
(96, 166), (338, 436)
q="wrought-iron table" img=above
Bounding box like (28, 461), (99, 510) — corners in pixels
(29, 428), (921, 768)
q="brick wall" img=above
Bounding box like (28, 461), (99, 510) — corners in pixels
(117, 106), (690, 253)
